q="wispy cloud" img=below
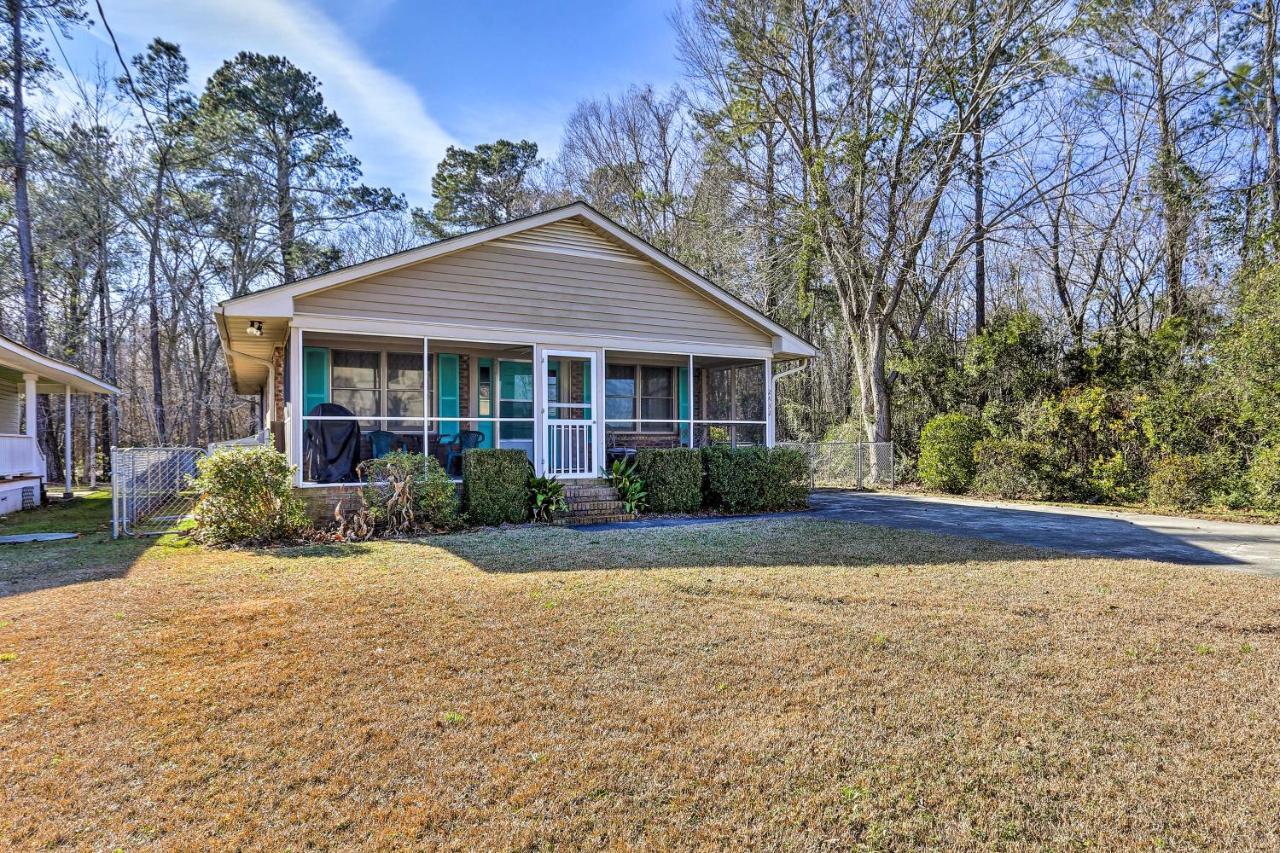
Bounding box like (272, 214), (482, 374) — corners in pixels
(83, 0), (455, 205)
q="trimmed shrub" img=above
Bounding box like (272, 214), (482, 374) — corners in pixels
(192, 446), (307, 545)
(703, 446), (810, 513)
(1247, 445), (1280, 510)
(764, 446), (812, 509)
(635, 448), (703, 513)
(918, 413), (984, 493)
(359, 451), (460, 532)
(971, 439), (1054, 500)
(1147, 454), (1213, 510)
(462, 449), (529, 525)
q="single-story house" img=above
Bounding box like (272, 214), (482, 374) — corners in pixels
(214, 202), (816, 514)
(0, 335), (120, 515)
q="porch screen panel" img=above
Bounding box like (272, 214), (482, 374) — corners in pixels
(606, 364), (635, 431)
(477, 358), (494, 448)
(640, 366), (674, 433)
(330, 350), (380, 418)
(387, 351), (424, 431)
(678, 366), (690, 444)
(499, 361), (533, 441)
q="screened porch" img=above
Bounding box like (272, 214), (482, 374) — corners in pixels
(287, 330), (775, 486)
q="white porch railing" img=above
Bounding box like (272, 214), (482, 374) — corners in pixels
(208, 429), (271, 454)
(0, 434), (42, 478)
(546, 421), (594, 478)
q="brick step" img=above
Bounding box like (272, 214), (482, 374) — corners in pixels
(563, 487), (619, 501)
(555, 512), (638, 526)
(563, 500), (626, 513)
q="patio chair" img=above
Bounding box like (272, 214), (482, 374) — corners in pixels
(368, 429), (396, 459)
(444, 430), (486, 476)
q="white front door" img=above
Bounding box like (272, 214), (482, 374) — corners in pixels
(540, 349), (597, 479)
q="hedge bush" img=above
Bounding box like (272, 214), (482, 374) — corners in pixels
(1247, 445), (1280, 510)
(1148, 454), (1212, 510)
(919, 413), (984, 493)
(702, 445), (810, 513)
(359, 451), (460, 532)
(462, 448), (530, 525)
(635, 448), (703, 513)
(970, 438), (1054, 500)
(192, 446), (307, 545)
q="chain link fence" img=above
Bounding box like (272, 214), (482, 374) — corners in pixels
(782, 441), (896, 490)
(111, 447), (206, 537)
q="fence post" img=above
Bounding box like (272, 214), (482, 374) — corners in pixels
(110, 447), (118, 539)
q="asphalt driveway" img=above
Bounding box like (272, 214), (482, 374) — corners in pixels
(806, 491), (1280, 575)
(581, 490), (1280, 576)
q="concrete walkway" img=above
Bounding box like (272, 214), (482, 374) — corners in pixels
(576, 491), (1280, 576)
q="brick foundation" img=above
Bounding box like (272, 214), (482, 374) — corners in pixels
(296, 484), (365, 526)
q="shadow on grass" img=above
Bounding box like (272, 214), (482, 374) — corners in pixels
(0, 491), (182, 598)
(433, 516), (1065, 575)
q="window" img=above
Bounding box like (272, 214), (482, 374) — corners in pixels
(607, 365), (675, 433)
(477, 362), (492, 418)
(387, 352), (425, 429)
(640, 366), (674, 433)
(329, 349), (428, 429)
(606, 364), (636, 431)
(331, 350), (380, 416)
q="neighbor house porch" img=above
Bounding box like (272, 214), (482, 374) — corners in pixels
(270, 328), (787, 486)
(0, 335), (120, 515)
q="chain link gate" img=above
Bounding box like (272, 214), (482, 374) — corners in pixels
(782, 441), (895, 490)
(111, 447), (206, 537)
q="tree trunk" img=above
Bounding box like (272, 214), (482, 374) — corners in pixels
(1265, 0), (1280, 232)
(8, 0), (44, 354)
(146, 159), (168, 443)
(969, 0), (987, 334)
(275, 148), (297, 282)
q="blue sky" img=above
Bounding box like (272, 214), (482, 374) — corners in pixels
(56, 0), (683, 206)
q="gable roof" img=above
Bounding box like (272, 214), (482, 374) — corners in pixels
(0, 335), (120, 395)
(218, 201), (817, 359)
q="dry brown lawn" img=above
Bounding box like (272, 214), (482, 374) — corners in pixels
(2, 504), (1279, 849)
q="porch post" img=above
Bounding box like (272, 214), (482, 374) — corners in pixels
(22, 373), (37, 438)
(422, 336), (430, 463)
(594, 347), (606, 475)
(765, 357), (775, 447)
(533, 343), (546, 476)
(686, 354), (694, 448)
(63, 384), (73, 498)
(289, 326), (303, 486)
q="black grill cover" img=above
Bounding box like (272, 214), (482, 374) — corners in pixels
(304, 403), (361, 483)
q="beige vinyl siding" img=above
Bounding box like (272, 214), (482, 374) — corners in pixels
(295, 219), (772, 348)
(0, 379), (20, 433)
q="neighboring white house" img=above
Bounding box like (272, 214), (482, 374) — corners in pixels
(0, 335), (120, 515)
(214, 202), (816, 509)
